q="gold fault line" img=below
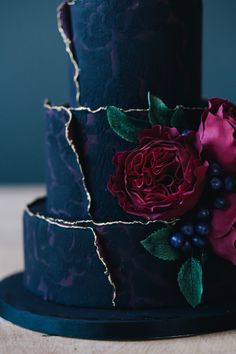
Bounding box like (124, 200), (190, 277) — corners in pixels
(57, 2), (81, 104)
(44, 100), (148, 114)
(26, 196), (172, 228)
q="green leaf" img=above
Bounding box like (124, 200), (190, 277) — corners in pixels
(177, 257), (203, 308)
(107, 106), (149, 143)
(141, 225), (180, 261)
(170, 106), (186, 132)
(148, 92), (172, 126)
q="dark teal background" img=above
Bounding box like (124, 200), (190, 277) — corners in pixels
(0, 0), (236, 183)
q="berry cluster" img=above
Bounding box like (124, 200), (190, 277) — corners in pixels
(169, 163), (236, 254)
(169, 210), (210, 254)
(208, 163), (236, 209)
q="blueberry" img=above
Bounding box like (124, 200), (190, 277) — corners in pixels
(209, 163), (222, 177)
(196, 207), (211, 220)
(209, 177), (223, 191)
(224, 176), (236, 192)
(180, 223), (194, 237)
(182, 129), (190, 136)
(195, 222), (210, 236)
(214, 196), (227, 210)
(192, 236), (206, 249)
(181, 240), (192, 253)
(169, 233), (184, 249)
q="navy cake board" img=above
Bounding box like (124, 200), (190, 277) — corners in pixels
(0, 273), (236, 340)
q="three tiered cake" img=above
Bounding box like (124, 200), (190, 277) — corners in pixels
(1, 0), (236, 339)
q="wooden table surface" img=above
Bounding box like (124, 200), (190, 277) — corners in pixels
(0, 186), (236, 354)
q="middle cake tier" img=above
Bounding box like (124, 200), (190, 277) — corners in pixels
(45, 102), (202, 222)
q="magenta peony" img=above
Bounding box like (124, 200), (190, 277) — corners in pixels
(209, 193), (236, 265)
(198, 98), (236, 176)
(108, 125), (208, 221)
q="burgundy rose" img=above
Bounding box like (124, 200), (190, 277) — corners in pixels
(198, 98), (236, 176)
(209, 193), (236, 265)
(108, 125), (208, 221)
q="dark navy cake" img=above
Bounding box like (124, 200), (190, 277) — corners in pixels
(1, 0), (236, 340)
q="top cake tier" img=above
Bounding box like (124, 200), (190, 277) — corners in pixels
(60, 0), (202, 109)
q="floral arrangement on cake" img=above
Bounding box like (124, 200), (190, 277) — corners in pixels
(106, 94), (236, 308)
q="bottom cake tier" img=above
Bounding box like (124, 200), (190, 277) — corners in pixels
(1, 272), (236, 339)
(23, 198), (236, 310)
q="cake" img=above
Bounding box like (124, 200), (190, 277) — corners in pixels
(1, 0), (236, 340)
